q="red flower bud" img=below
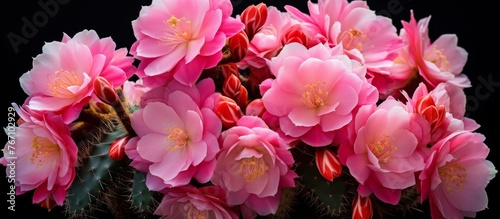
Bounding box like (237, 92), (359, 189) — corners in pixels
(240, 3), (268, 39)
(109, 136), (130, 161)
(223, 74), (242, 99)
(228, 30), (249, 62)
(415, 95), (445, 133)
(236, 85), (248, 110)
(315, 146), (342, 182)
(245, 99), (266, 117)
(283, 24), (310, 47)
(220, 63), (239, 80)
(352, 193), (373, 219)
(93, 76), (118, 105)
(37, 196), (57, 211)
(216, 95), (243, 128)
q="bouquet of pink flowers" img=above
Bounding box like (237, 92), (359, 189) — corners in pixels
(2, 0), (497, 218)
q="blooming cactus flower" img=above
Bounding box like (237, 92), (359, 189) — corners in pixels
(154, 185), (238, 219)
(19, 29), (136, 123)
(419, 131), (497, 219)
(0, 108), (77, 206)
(261, 42), (377, 146)
(338, 98), (426, 204)
(130, 0), (244, 87)
(285, 0), (403, 76)
(125, 78), (222, 190)
(383, 10), (470, 98)
(211, 116), (297, 216)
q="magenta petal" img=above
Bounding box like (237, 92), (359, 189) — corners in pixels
(137, 133), (169, 162)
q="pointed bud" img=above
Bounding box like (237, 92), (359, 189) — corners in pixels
(228, 30), (249, 62)
(240, 3), (268, 39)
(245, 99), (266, 117)
(93, 76), (118, 105)
(223, 74), (242, 99)
(216, 95), (244, 128)
(37, 196), (57, 211)
(415, 95), (446, 133)
(220, 63), (240, 80)
(283, 24), (310, 47)
(236, 85), (248, 110)
(315, 147), (342, 182)
(109, 136), (130, 161)
(352, 193), (373, 219)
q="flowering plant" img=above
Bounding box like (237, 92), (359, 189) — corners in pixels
(2, 0), (497, 219)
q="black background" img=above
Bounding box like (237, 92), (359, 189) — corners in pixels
(1, 0), (498, 218)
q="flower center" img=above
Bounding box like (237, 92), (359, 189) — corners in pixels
(438, 162), (467, 192)
(369, 135), (396, 163)
(164, 127), (189, 151)
(47, 69), (81, 97)
(302, 81), (329, 108)
(339, 27), (366, 51)
(30, 136), (60, 166)
(185, 203), (208, 219)
(238, 156), (269, 182)
(161, 15), (193, 43)
(426, 47), (450, 72)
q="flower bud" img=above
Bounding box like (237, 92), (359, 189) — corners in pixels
(352, 193), (373, 219)
(109, 136), (130, 161)
(220, 63), (239, 80)
(215, 95), (244, 128)
(315, 146), (342, 182)
(415, 95), (445, 133)
(283, 24), (310, 47)
(37, 196), (57, 211)
(236, 85), (248, 110)
(93, 76), (118, 105)
(223, 74), (242, 99)
(240, 3), (268, 39)
(228, 30), (249, 62)
(245, 99), (266, 117)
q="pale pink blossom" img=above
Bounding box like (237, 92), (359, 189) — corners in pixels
(154, 185), (238, 219)
(130, 0), (244, 87)
(261, 42), (377, 146)
(19, 29), (136, 123)
(238, 6), (296, 69)
(211, 116), (297, 216)
(419, 131), (497, 219)
(404, 82), (480, 144)
(0, 108), (77, 206)
(125, 78), (222, 190)
(122, 79), (151, 107)
(338, 98), (426, 204)
(382, 11), (470, 98)
(285, 0), (403, 76)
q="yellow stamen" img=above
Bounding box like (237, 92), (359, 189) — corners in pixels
(302, 81), (329, 108)
(47, 69), (80, 97)
(164, 127), (189, 151)
(369, 135), (396, 163)
(30, 136), (59, 166)
(438, 163), (467, 192)
(238, 157), (269, 182)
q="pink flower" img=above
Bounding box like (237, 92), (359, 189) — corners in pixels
(384, 11), (470, 98)
(126, 78), (222, 190)
(0, 109), (77, 206)
(285, 0), (403, 76)
(19, 29), (136, 123)
(211, 116), (297, 216)
(122, 79), (151, 107)
(154, 185), (238, 219)
(419, 131), (497, 219)
(338, 98), (426, 204)
(130, 0), (244, 87)
(238, 6), (296, 69)
(261, 42), (377, 146)
(404, 82), (480, 144)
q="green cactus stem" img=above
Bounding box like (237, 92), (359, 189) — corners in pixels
(65, 120), (128, 218)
